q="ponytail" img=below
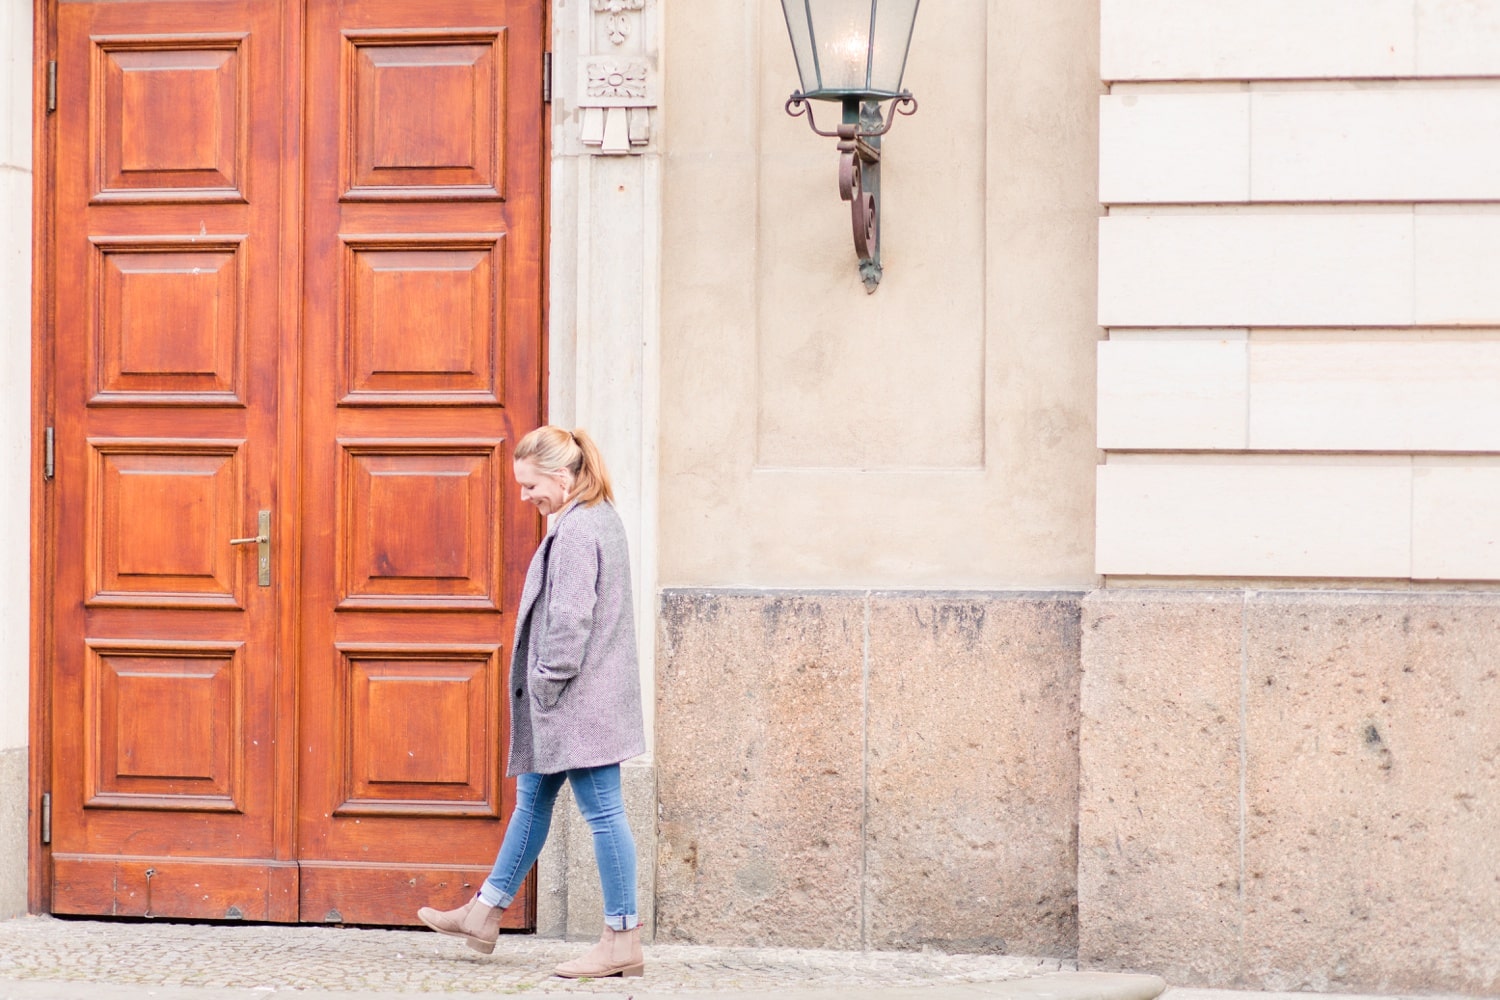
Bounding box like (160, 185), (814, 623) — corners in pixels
(566, 428), (614, 506)
(514, 425), (615, 507)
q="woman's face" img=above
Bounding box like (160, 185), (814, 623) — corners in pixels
(514, 457), (573, 517)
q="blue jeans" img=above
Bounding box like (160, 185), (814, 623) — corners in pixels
(479, 763), (638, 931)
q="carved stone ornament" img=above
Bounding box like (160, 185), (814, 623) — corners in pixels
(592, 0), (644, 45)
(586, 59), (649, 102)
(579, 0), (655, 154)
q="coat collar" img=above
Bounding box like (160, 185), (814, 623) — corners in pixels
(518, 500), (590, 623)
(547, 498), (582, 535)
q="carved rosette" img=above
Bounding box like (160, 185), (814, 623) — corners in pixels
(579, 0), (655, 154)
(585, 59), (649, 103)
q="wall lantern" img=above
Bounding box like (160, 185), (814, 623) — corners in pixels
(780, 0), (921, 292)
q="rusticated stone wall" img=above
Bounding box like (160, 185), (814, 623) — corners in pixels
(654, 590), (1084, 956)
(1080, 589), (1500, 994)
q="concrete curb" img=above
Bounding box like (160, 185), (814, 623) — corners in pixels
(0, 971), (1169, 1000)
(617, 972), (1171, 1000)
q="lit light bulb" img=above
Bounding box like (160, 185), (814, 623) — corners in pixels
(830, 30), (868, 88)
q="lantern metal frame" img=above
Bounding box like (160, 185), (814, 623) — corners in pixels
(779, 1), (921, 293)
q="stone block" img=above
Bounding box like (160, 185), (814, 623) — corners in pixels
(1078, 591), (1243, 984)
(1096, 334), (1248, 450)
(864, 593), (1082, 956)
(1251, 87), (1500, 203)
(1247, 334), (1500, 454)
(1243, 592), (1500, 994)
(1417, 0), (1500, 75)
(0, 0), (32, 171)
(1096, 456), (1412, 579)
(655, 591), (865, 948)
(1099, 213), (1414, 329)
(1415, 211), (1500, 325)
(0, 746), (27, 919)
(1101, 0), (1413, 81)
(1412, 460), (1500, 581)
(1099, 91), (1249, 205)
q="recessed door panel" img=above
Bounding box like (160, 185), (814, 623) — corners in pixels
(88, 440), (245, 607)
(338, 441), (502, 609)
(336, 645), (503, 816)
(85, 641), (244, 810)
(344, 29), (507, 199)
(93, 240), (245, 403)
(93, 36), (248, 202)
(343, 238), (504, 404)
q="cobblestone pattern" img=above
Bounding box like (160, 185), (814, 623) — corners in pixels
(0, 918), (1073, 994)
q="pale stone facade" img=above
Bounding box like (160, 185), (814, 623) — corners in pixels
(0, 0), (35, 922)
(1084, 3), (1500, 991)
(1, 0), (1498, 994)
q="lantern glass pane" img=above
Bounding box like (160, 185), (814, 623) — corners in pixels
(870, 0), (920, 95)
(779, 0), (819, 95)
(808, 0), (873, 94)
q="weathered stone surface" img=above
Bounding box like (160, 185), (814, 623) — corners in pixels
(0, 747), (25, 919)
(1078, 590), (1244, 984)
(865, 593), (1083, 956)
(655, 591), (865, 948)
(1079, 589), (1500, 995)
(1243, 592), (1500, 994)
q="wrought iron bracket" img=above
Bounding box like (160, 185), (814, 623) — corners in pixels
(785, 93), (918, 293)
(784, 91), (917, 139)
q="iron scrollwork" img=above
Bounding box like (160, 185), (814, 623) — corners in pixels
(785, 93), (918, 292)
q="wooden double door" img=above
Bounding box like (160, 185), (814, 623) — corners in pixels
(43, 0), (544, 925)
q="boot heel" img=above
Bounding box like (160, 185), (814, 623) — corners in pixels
(620, 963), (645, 977)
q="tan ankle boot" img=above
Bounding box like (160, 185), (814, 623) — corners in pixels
(553, 925), (644, 978)
(416, 896), (503, 954)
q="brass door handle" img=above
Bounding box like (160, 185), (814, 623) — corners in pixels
(230, 509), (272, 586)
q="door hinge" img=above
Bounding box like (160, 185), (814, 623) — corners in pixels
(44, 427), (54, 480)
(40, 792), (51, 845)
(47, 61), (56, 114)
(543, 51), (551, 103)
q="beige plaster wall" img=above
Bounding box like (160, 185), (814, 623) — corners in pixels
(659, 0), (1102, 589)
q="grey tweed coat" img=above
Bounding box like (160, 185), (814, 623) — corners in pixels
(506, 499), (645, 776)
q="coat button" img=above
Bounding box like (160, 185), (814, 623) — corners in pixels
(515, 687), (523, 698)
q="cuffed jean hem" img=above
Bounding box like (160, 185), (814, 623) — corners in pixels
(477, 886), (514, 909)
(481, 764), (637, 925)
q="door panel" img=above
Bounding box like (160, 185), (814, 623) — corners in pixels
(295, 0), (543, 927)
(50, 0), (290, 920)
(47, 0), (544, 926)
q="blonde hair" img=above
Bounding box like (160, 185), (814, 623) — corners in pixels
(514, 426), (614, 507)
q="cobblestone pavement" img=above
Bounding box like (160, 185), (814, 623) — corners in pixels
(0, 916), (1076, 995)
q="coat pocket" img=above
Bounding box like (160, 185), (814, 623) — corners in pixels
(531, 673), (569, 710)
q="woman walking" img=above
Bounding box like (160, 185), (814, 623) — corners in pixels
(417, 426), (646, 978)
